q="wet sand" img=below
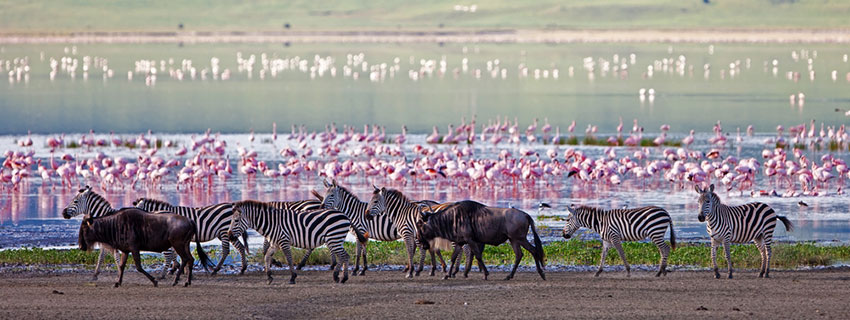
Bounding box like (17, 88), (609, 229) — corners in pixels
(1, 268), (849, 319)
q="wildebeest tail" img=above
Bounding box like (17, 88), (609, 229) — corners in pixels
(777, 215), (794, 232)
(526, 214), (545, 269)
(189, 221), (214, 271)
(311, 189), (324, 201)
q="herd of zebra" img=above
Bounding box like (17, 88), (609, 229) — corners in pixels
(62, 180), (794, 286)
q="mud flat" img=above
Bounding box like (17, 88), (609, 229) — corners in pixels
(1, 268), (848, 319)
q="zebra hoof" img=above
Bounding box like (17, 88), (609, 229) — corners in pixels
(152, 280), (158, 287)
(184, 282), (190, 287)
(341, 275), (348, 284)
(728, 274), (733, 279)
(443, 275), (450, 280)
(113, 283), (121, 288)
(267, 277), (274, 285)
(358, 270), (366, 276)
(714, 273), (721, 279)
(503, 276), (512, 281)
(406, 274), (413, 279)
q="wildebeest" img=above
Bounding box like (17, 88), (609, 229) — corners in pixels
(418, 200), (546, 280)
(78, 208), (213, 287)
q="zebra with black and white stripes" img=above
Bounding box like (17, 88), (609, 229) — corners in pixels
(318, 179), (385, 276)
(563, 204), (676, 277)
(695, 184), (793, 279)
(366, 186), (434, 279)
(62, 186), (175, 280)
(265, 198), (323, 269)
(227, 200), (350, 284)
(133, 198), (248, 275)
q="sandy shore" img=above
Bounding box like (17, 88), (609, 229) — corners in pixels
(2, 29), (850, 44)
(1, 268), (848, 319)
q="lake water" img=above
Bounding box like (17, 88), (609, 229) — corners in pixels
(1, 42), (849, 249)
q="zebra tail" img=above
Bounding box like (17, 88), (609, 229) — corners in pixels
(242, 232), (250, 255)
(526, 214), (545, 269)
(353, 227), (368, 243)
(669, 220), (676, 251)
(777, 215), (794, 232)
(310, 189), (324, 201)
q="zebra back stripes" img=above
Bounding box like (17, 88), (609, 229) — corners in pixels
(564, 205), (675, 277)
(695, 184), (793, 278)
(228, 200), (350, 284)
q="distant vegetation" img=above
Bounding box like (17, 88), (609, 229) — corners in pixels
(1, 0), (849, 33)
(4, 241), (850, 270)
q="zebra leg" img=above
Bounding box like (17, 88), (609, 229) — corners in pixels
(296, 248), (313, 271)
(264, 244), (278, 284)
(160, 249), (176, 279)
(229, 237), (248, 275)
(506, 240), (524, 280)
(331, 242), (350, 284)
(596, 241), (610, 277)
(280, 243), (297, 285)
(764, 240), (773, 278)
(710, 238), (720, 279)
(653, 236), (671, 277)
(265, 239), (283, 268)
(403, 233), (417, 279)
(722, 240), (733, 279)
(115, 251), (128, 288)
(416, 240), (426, 277)
(359, 241), (369, 276)
(754, 238), (767, 278)
(612, 240), (630, 277)
(92, 248), (107, 281)
(329, 252), (337, 271)
(352, 242), (362, 276)
(211, 235), (231, 275)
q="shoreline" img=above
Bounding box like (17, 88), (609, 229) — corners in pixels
(2, 28), (850, 44)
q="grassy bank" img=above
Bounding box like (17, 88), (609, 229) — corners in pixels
(1, 0), (850, 34)
(4, 241), (850, 270)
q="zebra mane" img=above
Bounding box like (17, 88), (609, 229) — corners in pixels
(86, 191), (114, 211)
(136, 198), (172, 208)
(233, 199), (271, 210)
(574, 205), (604, 214)
(383, 188), (412, 204)
(333, 184), (363, 201)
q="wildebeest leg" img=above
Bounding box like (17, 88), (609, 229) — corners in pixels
(505, 241), (524, 280)
(403, 233), (417, 279)
(468, 241), (489, 280)
(173, 243), (194, 287)
(517, 239), (546, 280)
(596, 240), (610, 277)
(710, 238), (720, 279)
(115, 251), (128, 287)
(132, 250), (158, 287)
(722, 240), (733, 279)
(211, 234), (232, 275)
(612, 240), (630, 277)
(280, 243), (297, 284)
(264, 244), (278, 284)
(296, 248), (313, 271)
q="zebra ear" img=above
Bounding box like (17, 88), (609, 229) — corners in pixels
(694, 185), (703, 194)
(373, 184), (380, 193)
(332, 179), (338, 187)
(708, 184), (715, 192)
(323, 178), (331, 188)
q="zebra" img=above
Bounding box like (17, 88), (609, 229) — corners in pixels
(695, 184), (793, 279)
(133, 198), (248, 275)
(563, 204), (676, 277)
(318, 179), (386, 276)
(264, 198), (323, 269)
(367, 186), (442, 279)
(227, 200), (350, 284)
(62, 186), (177, 280)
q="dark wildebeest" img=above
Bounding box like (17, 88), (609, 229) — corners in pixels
(418, 200), (546, 280)
(78, 208), (214, 287)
